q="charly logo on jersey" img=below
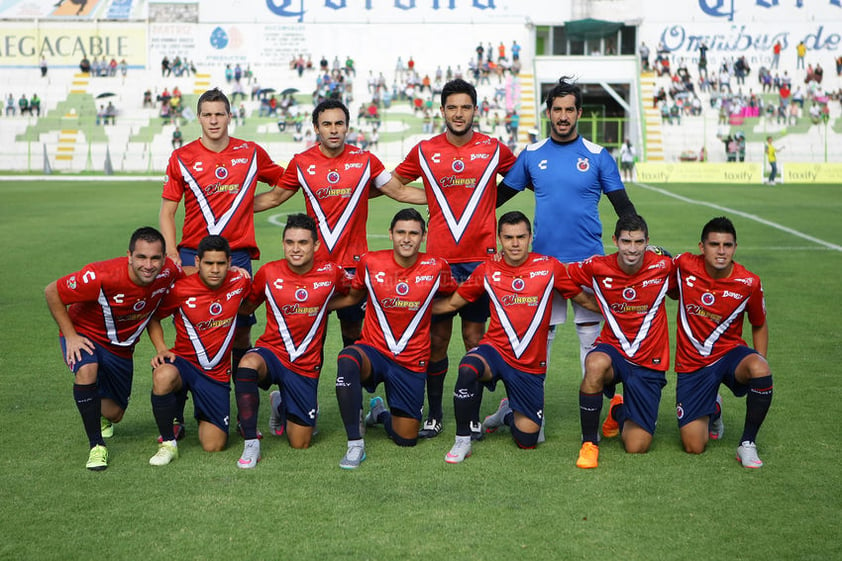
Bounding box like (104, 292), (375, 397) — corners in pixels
(395, 281), (410, 296)
(701, 292), (716, 306)
(295, 287), (309, 302)
(622, 287), (637, 301)
(215, 165), (229, 180)
(326, 169), (341, 184)
(511, 277), (525, 292)
(209, 302), (223, 316)
(451, 158), (465, 173)
(576, 158), (590, 172)
(132, 300), (147, 311)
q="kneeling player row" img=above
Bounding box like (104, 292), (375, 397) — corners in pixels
(46, 211), (770, 471)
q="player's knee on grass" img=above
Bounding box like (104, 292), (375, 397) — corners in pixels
(198, 421), (228, 452)
(680, 419), (708, 454)
(390, 410), (419, 446)
(622, 422), (653, 454)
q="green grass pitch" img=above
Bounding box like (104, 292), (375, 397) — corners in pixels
(0, 179), (840, 560)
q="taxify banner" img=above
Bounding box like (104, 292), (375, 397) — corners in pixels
(636, 163), (842, 184)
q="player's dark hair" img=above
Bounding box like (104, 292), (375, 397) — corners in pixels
(197, 87), (231, 115)
(545, 76), (582, 112)
(390, 208), (426, 234)
(441, 78), (477, 107)
(614, 214), (649, 239)
(312, 98), (350, 126)
(497, 210), (532, 235)
(197, 234), (231, 258)
(284, 213), (318, 242)
(701, 216), (737, 243)
(129, 227), (165, 254)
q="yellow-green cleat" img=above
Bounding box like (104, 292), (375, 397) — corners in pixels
(100, 417), (114, 438)
(86, 444), (109, 471)
(149, 441), (178, 466)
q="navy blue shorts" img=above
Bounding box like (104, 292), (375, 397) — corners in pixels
(180, 247), (256, 328)
(246, 347), (319, 426)
(433, 261), (490, 324)
(61, 336), (134, 411)
(471, 344), (545, 426)
(169, 356), (231, 432)
(334, 268), (365, 324)
(675, 346), (757, 427)
(591, 343), (667, 435)
(356, 344), (425, 420)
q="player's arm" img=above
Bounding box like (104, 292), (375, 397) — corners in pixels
(254, 185), (296, 212)
(496, 181), (523, 208)
(606, 189), (637, 218)
(159, 198), (181, 265)
(327, 287), (366, 311)
(377, 172), (427, 204)
(570, 290), (600, 314)
(431, 291), (470, 315)
(45, 281), (94, 367)
(147, 317), (176, 368)
(751, 321), (768, 358)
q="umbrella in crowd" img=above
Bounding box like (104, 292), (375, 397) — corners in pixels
(95, 92), (116, 99)
(280, 87), (299, 96)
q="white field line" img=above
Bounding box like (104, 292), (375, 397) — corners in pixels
(635, 182), (842, 252)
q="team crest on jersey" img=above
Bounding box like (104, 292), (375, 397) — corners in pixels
(327, 170), (341, 184)
(702, 292), (716, 306)
(576, 158), (590, 172)
(622, 287), (637, 301)
(451, 158), (465, 173)
(67, 276), (77, 290)
(295, 287), (309, 302)
(395, 281), (410, 296)
(133, 300), (147, 311)
(209, 302), (223, 316)
(215, 165), (229, 180)
(511, 278), (525, 292)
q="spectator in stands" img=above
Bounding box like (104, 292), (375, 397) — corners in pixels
(796, 41), (806, 70)
(105, 102), (117, 125)
(814, 63), (824, 84)
(161, 56), (170, 77)
(669, 102), (681, 125)
(18, 94), (29, 116)
(80, 56), (91, 74)
(40, 57), (48, 77)
(619, 139), (635, 182)
(119, 59), (128, 79)
(735, 56), (749, 86)
(143, 89), (153, 108)
(788, 101), (800, 125)
(108, 58), (117, 77)
(224, 64), (233, 83)
(96, 104), (106, 126)
(30, 93), (41, 117)
(5, 93), (15, 116)
(639, 42), (651, 71)
(771, 41), (781, 70)
(698, 42), (708, 77)
(171, 126), (183, 149)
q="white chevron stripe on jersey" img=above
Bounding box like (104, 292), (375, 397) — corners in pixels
(298, 161), (371, 253)
(593, 277), (670, 358)
(677, 270), (749, 357)
(98, 289), (158, 347)
(364, 270), (440, 356)
(485, 274), (554, 360)
(179, 308), (237, 370)
(264, 284), (335, 363)
(178, 150), (258, 236)
(419, 144), (499, 244)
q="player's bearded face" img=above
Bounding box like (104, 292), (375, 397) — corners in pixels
(547, 95), (581, 142)
(196, 250), (230, 290)
(700, 233), (736, 274)
(442, 93), (475, 137)
(315, 108), (348, 152)
(614, 230), (648, 271)
(127, 240), (165, 286)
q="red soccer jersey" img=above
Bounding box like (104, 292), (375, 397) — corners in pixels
(569, 252), (673, 370)
(353, 250), (457, 372)
(458, 254), (581, 374)
(673, 253), (766, 373)
(56, 257), (183, 359)
(248, 259), (349, 377)
(277, 144), (391, 268)
(395, 132), (516, 263)
(162, 137), (285, 259)
(155, 270), (250, 382)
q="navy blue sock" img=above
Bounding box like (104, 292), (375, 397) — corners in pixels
(425, 358), (448, 420)
(231, 346), (248, 374)
(74, 383), (103, 447)
(453, 358), (483, 436)
(151, 392), (178, 441)
(234, 367), (260, 439)
(741, 375), (773, 443)
(336, 348), (364, 440)
(579, 391), (602, 444)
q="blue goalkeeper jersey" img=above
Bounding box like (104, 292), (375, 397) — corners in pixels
(504, 136), (626, 263)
